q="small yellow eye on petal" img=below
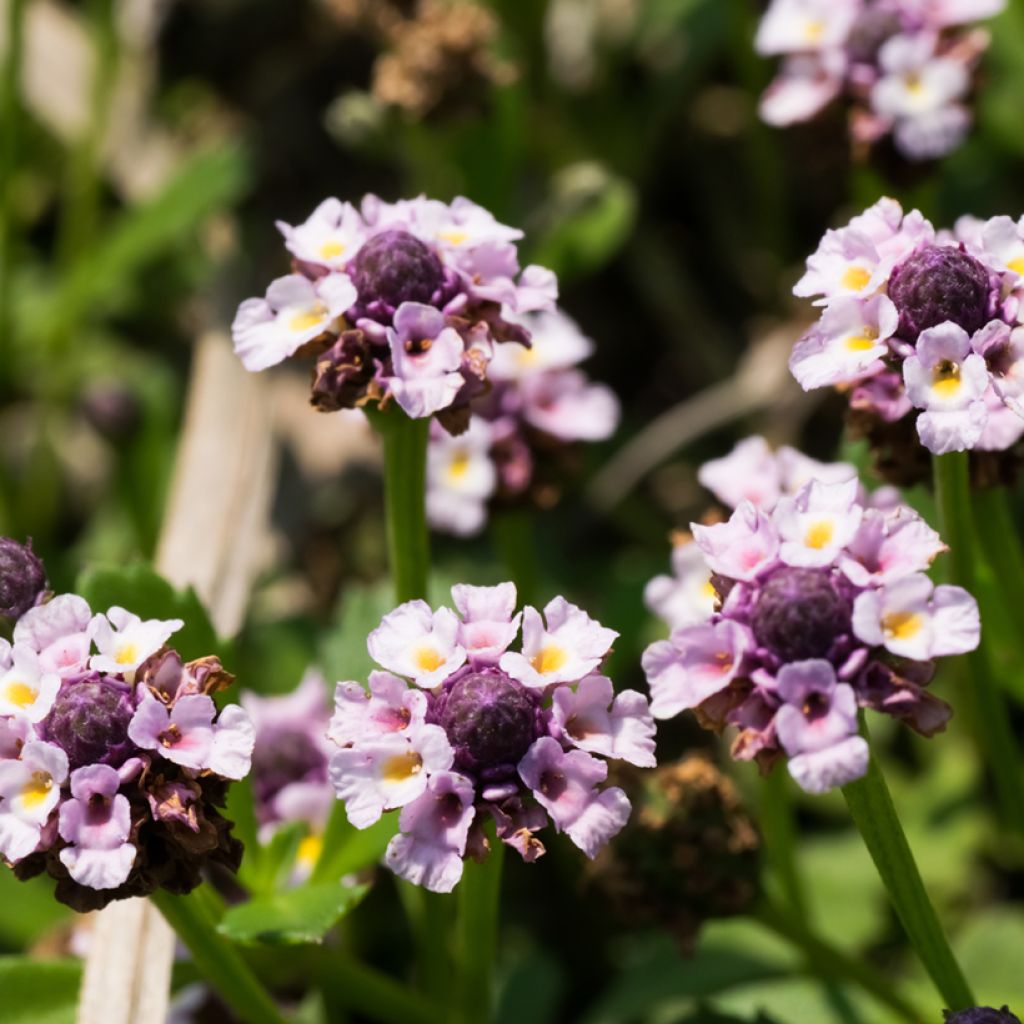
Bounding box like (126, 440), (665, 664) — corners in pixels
(289, 302), (328, 333)
(883, 611), (923, 641)
(414, 646), (445, 673)
(532, 645), (569, 674)
(446, 452), (471, 482)
(841, 266), (871, 291)
(803, 18), (825, 42)
(1007, 257), (1024, 276)
(804, 520), (834, 550)
(439, 229), (469, 246)
(4, 681), (38, 708)
(845, 333), (878, 352)
(382, 751), (423, 783)
(319, 240), (345, 260)
(21, 772), (53, 809)
(115, 643), (138, 666)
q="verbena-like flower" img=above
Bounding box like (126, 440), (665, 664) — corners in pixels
(0, 549), (254, 911)
(241, 671), (333, 882)
(231, 195), (558, 432)
(327, 583), (655, 892)
(426, 308), (619, 535)
(790, 198), (1024, 465)
(641, 466), (977, 794)
(756, 0), (1005, 161)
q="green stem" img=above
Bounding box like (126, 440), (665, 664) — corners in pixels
(455, 835), (504, 1024)
(0, 0), (26, 375)
(841, 720), (974, 1012)
(932, 452), (1024, 835)
(753, 899), (926, 1024)
(370, 408), (431, 603)
(150, 887), (289, 1024)
(396, 881), (453, 1005)
(490, 506), (539, 607)
(758, 769), (807, 918)
(972, 485), (1024, 638)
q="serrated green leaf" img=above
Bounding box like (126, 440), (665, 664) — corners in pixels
(0, 957), (82, 1024)
(217, 882), (368, 946)
(74, 562), (222, 663)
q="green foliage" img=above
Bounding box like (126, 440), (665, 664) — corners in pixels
(218, 881), (368, 947)
(0, 958), (83, 1024)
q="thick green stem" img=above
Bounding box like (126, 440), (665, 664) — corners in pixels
(758, 769), (807, 918)
(490, 507), (539, 607)
(841, 721), (974, 1012)
(371, 408), (431, 603)
(397, 881), (453, 1005)
(932, 452), (1024, 835)
(753, 898), (926, 1024)
(150, 887), (289, 1024)
(455, 836), (504, 1024)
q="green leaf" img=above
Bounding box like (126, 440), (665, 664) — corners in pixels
(75, 562), (222, 663)
(319, 581), (396, 685)
(0, 872), (70, 952)
(0, 957), (83, 1024)
(217, 881), (368, 946)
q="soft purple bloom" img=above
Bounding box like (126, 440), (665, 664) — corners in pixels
(775, 478), (864, 568)
(208, 705), (255, 780)
(57, 765), (136, 889)
(518, 370), (619, 442)
(551, 675), (656, 767)
(0, 741), (69, 862)
(839, 507), (946, 586)
(644, 539), (717, 632)
(14, 594), (93, 678)
(384, 770), (476, 893)
(425, 418), (497, 537)
(89, 606), (184, 676)
(368, 600), (467, 688)
(0, 646), (60, 722)
(452, 583), (522, 665)
(755, 0), (859, 55)
(518, 738), (630, 858)
(774, 660), (868, 794)
(693, 503), (780, 582)
(759, 52), (844, 125)
(386, 302), (467, 419)
(276, 197), (366, 272)
(500, 597), (618, 689)
(329, 670), (427, 747)
(127, 693), (216, 770)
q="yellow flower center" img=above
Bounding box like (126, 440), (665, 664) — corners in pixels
(841, 266), (871, 291)
(845, 332), (878, 352)
(531, 645), (569, 675)
(297, 832), (323, 868)
(382, 750), (423, 783)
(883, 611), (923, 641)
(701, 578), (717, 601)
(21, 771), (53, 809)
(319, 240), (346, 260)
(803, 18), (825, 42)
(4, 682), (38, 708)
(1007, 257), (1024, 276)
(904, 72), (924, 96)
(288, 302), (328, 333)
(439, 229), (469, 246)
(804, 520), (835, 550)
(447, 451), (471, 482)
(932, 359), (961, 399)
(414, 646), (445, 673)
(115, 643), (138, 666)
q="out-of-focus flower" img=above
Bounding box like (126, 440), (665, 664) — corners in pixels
(641, 464), (977, 794)
(791, 198), (1024, 474)
(327, 583), (653, 892)
(0, 552), (253, 912)
(755, 0), (1003, 161)
(943, 1009), (1022, 1024)
(426, 308), (620, 535)
(232, 195), (556, 434)
(0, 538), (47, 621)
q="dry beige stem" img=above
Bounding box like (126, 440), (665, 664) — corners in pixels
(77, 332), (276, 1024)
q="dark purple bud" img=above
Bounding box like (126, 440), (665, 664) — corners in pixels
(437, 670), (540, 774)
(889, 244), (994, 341)
(751, 568), (851, 662)
(944, 1009), (1022, 1024)
(0, 537), (47, 620)
(350, 230), (445, 310)
(44, 675), (136, 769)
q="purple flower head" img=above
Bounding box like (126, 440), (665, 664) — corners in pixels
(642, 456), (977, 794)
(944, 1008), (1022, 1024)
(791, 199), (1024, 464)
(0, 538), (46, 620)
(231, 194), (559, 430)
(751, 568), (853, 662)
(889, 243), (994, 340)
(43, 674), (136, 769)
(0, 570), (253, 911)
(328, 583), (651, 891)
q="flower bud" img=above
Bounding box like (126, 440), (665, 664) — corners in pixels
(889, 245), (993, 341)
(43, 675), (136, 769)
(0, 538), (47, 620)
(436, 670), (539, 774)
(944, 1009), (1022, 1024)
(350, 230), (445, 311)
(751, 568), (851, 662)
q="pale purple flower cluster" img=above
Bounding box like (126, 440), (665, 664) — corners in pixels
(241, 672), (333, 881)
(0, 587), (254, 910)
(327, 583), (655, 892)
(645, 436), (901, 632)
(790, 197), (1024, 455)
(426, 308), (620, 535)
(756, 0), (1003, 160)
(231, 195), (558, 430)
(642, 471), (979, 793)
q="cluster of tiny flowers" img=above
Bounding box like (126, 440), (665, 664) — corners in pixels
(644, 436), (903, 632)
(241, 672), (334, 883)
(327, 583), (655, 892)
(426, 308), (619, 535)
(756, 0), (1004, 160)
(231, 194), (558, 431)
(641, 470), (979, 794)
(0, 545), (254, 910)
(790, 197), (1024, 456)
